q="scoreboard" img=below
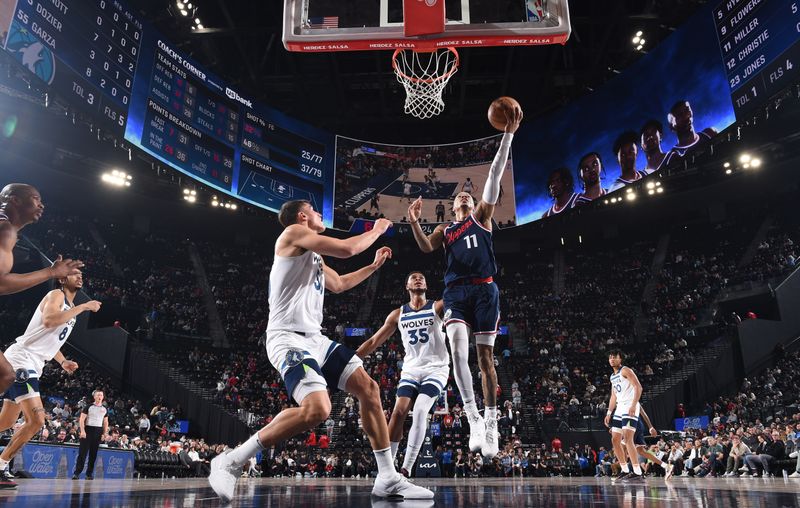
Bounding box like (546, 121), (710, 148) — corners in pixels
(0, 0), (334, 225)
(715, 0), (800, 116)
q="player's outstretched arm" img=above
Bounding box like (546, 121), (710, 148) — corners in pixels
(286, 219), (393, 259)
(474, 107), (523, 226)
(639, 407), (657, 436)
(408, 197), (445, 253)
(41, 290), (102, 328)
(356, 308), (400, 359)
(0, 228), (83, 295)
(323, 246), (392, 294)
(434, 300), (445, 318)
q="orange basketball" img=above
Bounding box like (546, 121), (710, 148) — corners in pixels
(488, 96), (521, 131)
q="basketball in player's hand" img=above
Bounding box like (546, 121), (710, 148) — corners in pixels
(488, 96), (522, 131)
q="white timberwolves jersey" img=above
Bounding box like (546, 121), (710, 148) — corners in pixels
(267, 250), (325, 334)
(398, 301), (448, 370)
(610, 366), (636, 407)
(11, 292), (76, 374)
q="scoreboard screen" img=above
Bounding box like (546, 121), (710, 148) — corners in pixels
(0, 0), (335, 225)
(715, 0), (800, 116)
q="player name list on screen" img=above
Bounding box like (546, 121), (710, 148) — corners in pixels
(714, 0), (800, 116)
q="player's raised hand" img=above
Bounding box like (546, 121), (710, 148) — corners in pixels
(504, 104), (523, 134)
(373, 218), (393, 235)
(372, 246), (393, 269)
(82, 300), (102, 313)
(51, 255), (84, 278)
(408, 197), (423, 222)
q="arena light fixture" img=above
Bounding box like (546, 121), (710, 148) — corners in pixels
(648, 189), (655, 195)
(725, 168), (733, 175)
(101, 170), (131, 187)
(646, 181), (655, 190)
(656, 187), (664, 194)
(626, 193), (636, 201)
(739, 153), (752, 164)
(723, 162), (731, 168)
(751, 158), (762, 168)
(603, 199), (609, 205)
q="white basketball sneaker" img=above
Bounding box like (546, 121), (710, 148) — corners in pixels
(664, 463), (674, 480)
(481, 417), (499, 459)
(467, 412), (486, 452)
(208, 450), (240, 504)
(372, 473), (434, 499)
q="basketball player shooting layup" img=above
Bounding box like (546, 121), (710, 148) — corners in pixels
(209, 200), (432, 503)
(0, 184), (83, 394)
(0, 270), (100, 488)
(356, 271), (449, 477)
(407, 106), (522, 459)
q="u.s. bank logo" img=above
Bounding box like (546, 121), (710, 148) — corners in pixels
(285, 349), (304, 368)
(6, 21), (56, 85)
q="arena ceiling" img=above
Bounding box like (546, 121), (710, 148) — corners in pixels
(130, 0), (709, 142)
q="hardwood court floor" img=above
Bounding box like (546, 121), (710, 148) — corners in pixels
(1, 476), (798, 507)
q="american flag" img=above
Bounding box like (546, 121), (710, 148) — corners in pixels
(307, 16), (339, 29)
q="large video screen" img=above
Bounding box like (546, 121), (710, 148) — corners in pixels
(333, 135), (517, 231)
(512, 3), (740, 225)
(0, 0), (336, 225)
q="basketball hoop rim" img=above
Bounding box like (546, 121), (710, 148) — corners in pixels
(391, 47), (460, 85)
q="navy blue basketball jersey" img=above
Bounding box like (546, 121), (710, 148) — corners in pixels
(443, 214), (496, 285)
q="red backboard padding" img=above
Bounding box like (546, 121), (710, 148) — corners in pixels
(404, 0), (446, 37)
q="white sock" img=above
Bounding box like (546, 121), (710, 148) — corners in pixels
(447, 323), (476, 407)
(633, 464), (643, 475)
(620, 463), (630, 473)
(373, 447), (395, 477)
(0, 459), (7, 471)
(485, 406), (497, 420)
(227, 433), (264, 468)
(465, 402), (480, 419)
(390, 441), (399, 461)
(402, 393), (436, 472)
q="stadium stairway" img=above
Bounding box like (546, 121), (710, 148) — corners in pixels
(634, 233), (671, 338)
(188, 243), (228, 347)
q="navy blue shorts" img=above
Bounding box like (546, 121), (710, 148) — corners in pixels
(443, 282), (500, 334)
(2, 369), (40, 403)
(633, 419), (646, 446)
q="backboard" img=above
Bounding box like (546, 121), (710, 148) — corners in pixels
(283, 0), (571, 52)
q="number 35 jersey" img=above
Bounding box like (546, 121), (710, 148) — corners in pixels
(398, 300), (449, 370)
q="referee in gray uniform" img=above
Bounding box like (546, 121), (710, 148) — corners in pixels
(73, 389), (108, 480)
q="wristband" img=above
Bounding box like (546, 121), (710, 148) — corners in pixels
(606, 411), (612, 416)
(60, 360), (67, 366)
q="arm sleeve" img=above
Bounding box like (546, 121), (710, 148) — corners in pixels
(482, 133), (514, 205)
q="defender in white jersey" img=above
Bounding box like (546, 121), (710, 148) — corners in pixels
(0, 270), (100, 484)
(357, 271), (450, 477)
(208, 200), (432, 503)
(604, 349), (645, 481)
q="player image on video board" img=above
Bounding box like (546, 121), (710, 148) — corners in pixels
(541, 168), (577, 218)
(333, 134), (517, 230)
(574, 152), (607, 207)
(513, 4), (735, 225)
(663, 99), (719, 167)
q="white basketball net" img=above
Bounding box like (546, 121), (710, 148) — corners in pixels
(392, 47), (459, 119)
